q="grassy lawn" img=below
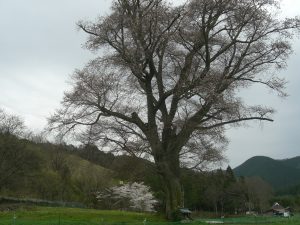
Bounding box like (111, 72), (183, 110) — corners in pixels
(196, 214), (300, 225)
(0, 206), (165, 225)
(1, 206), (300, 225)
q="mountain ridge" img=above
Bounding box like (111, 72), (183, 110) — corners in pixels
(233, 155), (300, 190)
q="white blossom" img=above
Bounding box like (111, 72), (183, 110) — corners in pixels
(97, 182), (157, 212)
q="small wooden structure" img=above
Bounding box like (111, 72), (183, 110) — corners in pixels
(265, 203), (292, 217)
(179, 208), (192, 220)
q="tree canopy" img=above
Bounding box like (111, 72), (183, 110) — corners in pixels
(0, 108), (25, 137)
(49, 0), (300, 219)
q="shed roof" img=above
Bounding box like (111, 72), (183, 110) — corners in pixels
(272, 202), (284, 210)
(180, 208), (192, 213)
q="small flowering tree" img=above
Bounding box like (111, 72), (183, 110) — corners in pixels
(97, 182), (157, 212)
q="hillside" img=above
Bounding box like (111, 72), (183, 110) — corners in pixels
(280, 156), (300, 169)
(0, 133), (116, 205)
(4, 132), (292, 213)
(234, 156), (300, 190)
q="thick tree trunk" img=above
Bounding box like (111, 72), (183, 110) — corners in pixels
(162, 170), (182, 219)
(155, 153), (182, 220)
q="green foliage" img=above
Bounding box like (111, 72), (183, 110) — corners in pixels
(181, 168), (248, 215)
(243, 177), (274, 212)
(76, 144), (115, 168)
(271, 195), (300, 211)
(0, 134), (41, 190)
(0, 134), (115, 206)
(180, 169), (207, 210)
(0, 133), (280, 215)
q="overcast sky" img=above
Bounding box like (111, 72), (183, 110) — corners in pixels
(0, 0), (299, 168)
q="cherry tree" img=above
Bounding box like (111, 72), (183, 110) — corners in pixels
(97, 182), (157, 212)
(49, 0), (300, 218)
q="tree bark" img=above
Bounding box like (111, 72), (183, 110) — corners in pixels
(155, 152), (182, 220)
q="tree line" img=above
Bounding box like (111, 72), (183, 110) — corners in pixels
(2, 108), (300, 216)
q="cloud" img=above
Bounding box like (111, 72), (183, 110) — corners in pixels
(0, 0), (112, 130)
(226, 39), (300, 167)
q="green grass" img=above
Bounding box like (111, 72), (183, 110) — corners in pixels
(1, 207), (300, 225)
(196, 214), (300, 225)
(0, 206), (164, 225)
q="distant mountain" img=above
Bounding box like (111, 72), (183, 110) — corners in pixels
(279, 156), (300, 170)
(234, 156), (300, 190)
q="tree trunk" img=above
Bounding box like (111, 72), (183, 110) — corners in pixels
(215, 204), (218, 216)
(162, 172), (182, 219)
(155, 153), (182, 220)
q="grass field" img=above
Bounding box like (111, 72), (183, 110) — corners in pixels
(0, 206), (164, 225)
(196, 215), (300, 225)
(0, 206), (300, 225)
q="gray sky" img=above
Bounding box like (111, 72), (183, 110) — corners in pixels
(0, 0), (299, 168)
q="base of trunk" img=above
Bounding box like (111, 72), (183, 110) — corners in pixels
(160, 169), (182, 220)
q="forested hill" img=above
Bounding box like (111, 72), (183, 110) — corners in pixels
(0, 133), (162, 208)
(234, 156), (300, 190)
(0, 133), (115, 205)
(0, 132), (245, 212)
(4, 132), (300, 212)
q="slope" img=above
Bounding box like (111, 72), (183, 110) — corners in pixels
(234, 156), (300, 190)
(0, 133), (116, 205)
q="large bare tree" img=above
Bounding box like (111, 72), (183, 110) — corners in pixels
(49, 0), (300, 218)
